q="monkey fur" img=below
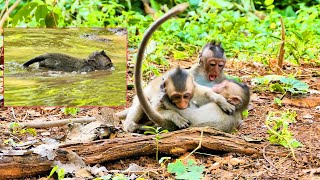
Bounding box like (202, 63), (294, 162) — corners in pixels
(23, 50), (114, 72)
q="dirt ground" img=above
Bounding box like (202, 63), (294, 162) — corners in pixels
(0, 58), (319, 179)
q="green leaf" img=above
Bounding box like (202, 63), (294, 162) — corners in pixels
(48, 165), (59, 178)
(167, 160), (186, 176)
(45, 12), (59, 28)
(62, 107), (80, 116)
(189, 0), (200, 7)
(264, 0), (274, 6)
(284, 6), (296, 17)
(35, 4), (49, 27)
(269, 83), (285, 93)
(274, 97), (282, 106)
(12, 2), (39, 26)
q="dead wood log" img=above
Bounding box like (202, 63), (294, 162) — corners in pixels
(0, 127), (263, 179)
(18, 116), (96, 128)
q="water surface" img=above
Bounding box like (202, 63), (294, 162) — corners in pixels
(4, 28), (127, 106)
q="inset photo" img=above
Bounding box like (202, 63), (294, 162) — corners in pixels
(4, 28), (127, 106)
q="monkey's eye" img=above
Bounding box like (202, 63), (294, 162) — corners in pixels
(183, 93), (191, 99)
(218, 64), (224, 67)
(172, 95), (181, 101)
(210, 63), (216, 67)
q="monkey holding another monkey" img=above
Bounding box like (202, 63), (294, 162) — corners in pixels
(23, 50), (114, 72)
(118, 3), (242, 133)
(162, 79), (250, 132)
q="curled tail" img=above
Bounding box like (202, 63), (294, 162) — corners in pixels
(23, 56), (46, 67)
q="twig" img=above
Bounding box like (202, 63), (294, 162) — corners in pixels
(262, 144), (277, 169)
(0, 0), (9, 19)
(277, 16), (285, 73)
(0, 0), (22, 33)
(183, 128), (203, 160)
(10, 107), (16, 119)
(18, 116), (96, 128)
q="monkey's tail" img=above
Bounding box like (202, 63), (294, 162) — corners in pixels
(22, 56), (45, 67)
(135, 3), (189, 123)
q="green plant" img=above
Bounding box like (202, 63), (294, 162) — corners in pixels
(9, 122), (37, 136)
(273, 97), (282, 106)
(265, 110), (303, 160)
(144, 126), (169, 161)
(61, 107), (80, 116)
(48, 165), (65, 180)
(167, 159), (205, 180)
(252, 75), (309, 95)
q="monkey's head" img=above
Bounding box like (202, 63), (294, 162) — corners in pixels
(161, 67), (195, 109)
(212, 79), (250, 112)
(87, 50), (114, 70)
(199, 41), (227, 81)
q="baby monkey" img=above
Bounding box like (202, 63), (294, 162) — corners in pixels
(23, 50), (114, 72)
(162, 79), (250, 132)
(122, 67), (236, 132)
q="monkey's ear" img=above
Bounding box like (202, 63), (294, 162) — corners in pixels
(100, 50), (106, 55)
(227, 96), (242, 106)
(87, 59), (97, 67)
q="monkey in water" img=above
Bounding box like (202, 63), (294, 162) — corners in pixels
(189, 41), (227, 87)
(23, 50), (114, 72)
(162, 79), (250, 132)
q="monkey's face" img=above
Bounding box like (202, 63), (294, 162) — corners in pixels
(88, 51), (114, 69)
(164, 76), (195, 109)
(212, 80), (243, 107)
(204, 58), (225, 81)
(200, 47), (226, 81)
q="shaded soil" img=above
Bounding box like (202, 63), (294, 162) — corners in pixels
(0, 58), (319, 179)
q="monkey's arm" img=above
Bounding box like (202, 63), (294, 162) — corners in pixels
(195, 85), (235, 114)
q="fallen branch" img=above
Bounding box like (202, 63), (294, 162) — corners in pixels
(0, 127), (264, 178)
(18, 116), (96, 128)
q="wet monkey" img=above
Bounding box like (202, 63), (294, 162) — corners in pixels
(23, 50), (114, 72)
(189, 42), (227, 87)
(163, 79), (250, 132)
(120, 3), (235, 132)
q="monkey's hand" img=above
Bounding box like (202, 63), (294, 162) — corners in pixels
(161, 110), (190, 129)
(123, 120), (139, 132)
(206, 92), (236, 114)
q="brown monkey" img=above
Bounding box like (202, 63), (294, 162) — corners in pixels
(120, 3), (235, 132)
(123, 66), (235, 132)
(189, 42), (227, 87)
(162, 79), (250, 132)
(23, 50), (114, 72)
